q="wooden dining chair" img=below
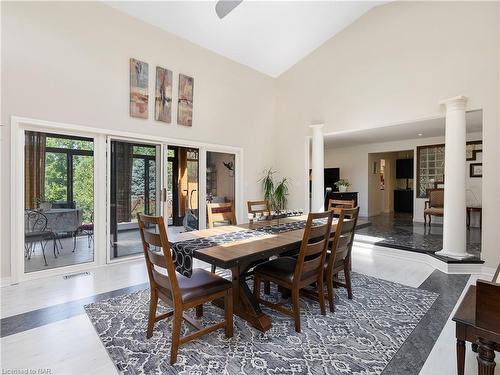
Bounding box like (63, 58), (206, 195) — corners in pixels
(137, 213), (233, 364)
(253, 210), (334, 333)
(327, 199), (355, 211)
(207, 202), (237, 273)
(247, 200), (271, 216)
(207, 202), (236, 228)
(325, 206), (359, 311)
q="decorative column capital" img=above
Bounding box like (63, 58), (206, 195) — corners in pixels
(440, 95), (468, 112)
(309, 123), (324, 133)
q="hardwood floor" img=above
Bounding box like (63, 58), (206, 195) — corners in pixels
(1, 243), (499, 374)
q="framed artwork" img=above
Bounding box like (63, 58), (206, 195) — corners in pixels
(466, 140), (482, 161)
(130, 58), (149, 119)
(470, 163), (482, 178)
(177, 74), (194, 126)
(155, 67), (173, 123)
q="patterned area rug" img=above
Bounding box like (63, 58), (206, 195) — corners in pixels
(85, 273), (437, 375)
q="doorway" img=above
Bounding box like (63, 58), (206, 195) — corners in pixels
(166, 146), (199, 232)
(108, 140), (161, 260)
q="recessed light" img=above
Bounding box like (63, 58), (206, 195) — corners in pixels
(418, 133), (423, 137)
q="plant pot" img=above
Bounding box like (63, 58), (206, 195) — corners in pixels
(338, 186), (348, 193)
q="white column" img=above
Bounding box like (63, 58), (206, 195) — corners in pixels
(436, 96), (471, 259)
(309, 124), (325, 212)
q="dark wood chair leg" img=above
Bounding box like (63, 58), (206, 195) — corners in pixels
(211, 264), (216, 273)
(326, 274), (335, 313)
(195, 304), (203, 318)
(224, 289), (233, 338)
(264, 281), (271, 295)
(253, 275), (261, 298)
(170, 309), (183, 365)
(317, 278), (326, 315)
(146, 292), (158, 338)
(457, 339), (465, 375)
(292, 289), (301, 333)
(477, 338), (496, 375)
(344, 266), (353, 299)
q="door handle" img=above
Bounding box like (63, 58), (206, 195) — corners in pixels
(162, 188), (167, 202)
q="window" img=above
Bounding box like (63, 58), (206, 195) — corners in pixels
(417, 145), (445, 198)
(417, 141), (483, 198)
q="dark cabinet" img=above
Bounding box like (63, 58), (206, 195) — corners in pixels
(394, 190), (413, 213)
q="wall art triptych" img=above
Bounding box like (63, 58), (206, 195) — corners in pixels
(129, 58), (194, 126)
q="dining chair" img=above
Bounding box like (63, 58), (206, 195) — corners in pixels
(424, 188), (444, 227)
(137, 213), (233, 364)
(327, 199), (355, 211)
(253, 210), (334, 333)
(207, 202), (237, 273)
(207, 202), (236, 228)
(74, 211), (94, 251)
(24, 210), (57, 266)
(324, 207), (359, 312)
(247, 200), (271, 217)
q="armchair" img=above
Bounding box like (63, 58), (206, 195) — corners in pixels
(424, 189), (444, 227)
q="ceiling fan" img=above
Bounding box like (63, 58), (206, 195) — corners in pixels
(215, 0), (243, 19)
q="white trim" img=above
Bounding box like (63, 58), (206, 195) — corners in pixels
(353, 239), (488, 275)
(10, 116), (244, 283)
(1, 277), (12, 287)
(304, 135), (311, 213)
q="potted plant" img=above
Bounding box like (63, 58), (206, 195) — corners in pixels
(335, 179), (351, 193)
(259, 168), (290, 213)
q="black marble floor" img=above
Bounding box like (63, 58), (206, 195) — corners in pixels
(356, 213), (482, 263)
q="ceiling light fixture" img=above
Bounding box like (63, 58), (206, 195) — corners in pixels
(418, 133), (423, 137)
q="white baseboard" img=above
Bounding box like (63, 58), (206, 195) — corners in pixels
(1, 277), (12, 287)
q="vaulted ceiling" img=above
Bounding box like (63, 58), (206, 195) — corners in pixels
(105, 1), (384, 77)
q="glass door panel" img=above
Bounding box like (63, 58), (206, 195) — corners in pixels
(109, 140), (160, 259)
(206, 151), (235, 228)
(24, 131), (94, 273)
(166, 146), (199, 231)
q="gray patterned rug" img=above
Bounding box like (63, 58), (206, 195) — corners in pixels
(85, 273), (437, 375)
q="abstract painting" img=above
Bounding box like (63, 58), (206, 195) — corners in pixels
(130, 58), (149, 119)
(177, 74), (194, 126)
(155, 66), (173, 123)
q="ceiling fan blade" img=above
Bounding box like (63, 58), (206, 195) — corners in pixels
(215, 0), (243, 19)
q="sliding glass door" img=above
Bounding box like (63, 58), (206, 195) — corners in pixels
(206, 151), (235, 228)
(24, 131), (95, 273)
(109, 140), (161, 259)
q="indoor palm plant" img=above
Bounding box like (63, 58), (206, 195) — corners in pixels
(259, 168), (290, 212)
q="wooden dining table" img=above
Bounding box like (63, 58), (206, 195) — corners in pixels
(169, 215), (358, 332)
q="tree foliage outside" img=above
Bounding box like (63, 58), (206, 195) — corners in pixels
(43, 136), (94, 222)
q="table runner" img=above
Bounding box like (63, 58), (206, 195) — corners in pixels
(171, 219), (324, 277)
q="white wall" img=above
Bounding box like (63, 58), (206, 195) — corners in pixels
(275, 1), (500, 267)
(0, 2), (276, 279)
(325, 133), (482, 226)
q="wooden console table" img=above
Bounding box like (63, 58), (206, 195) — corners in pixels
(453, 264), (500, 375)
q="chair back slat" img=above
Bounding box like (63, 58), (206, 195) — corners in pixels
(207, 202), (236, 228)
(247, 200), (271, 215)
(294, 211), (334, 284)
(143, 230), (162, 248)
(327, 199), (355, 211)
(327, 207), (359, 271)
(137, 213), (181, 304)
(147, 248), (167, 268)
